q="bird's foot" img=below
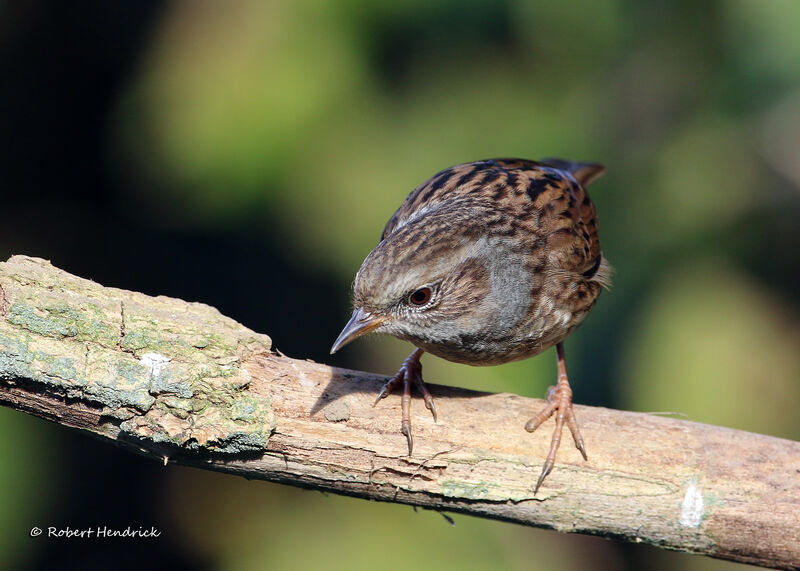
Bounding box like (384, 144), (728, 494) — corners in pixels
(524, 343), (587, 494)
(373, 348), (437, 455)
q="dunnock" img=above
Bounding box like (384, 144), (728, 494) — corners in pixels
(331, 158), (610, 493)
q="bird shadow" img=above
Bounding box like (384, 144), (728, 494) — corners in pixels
(309, 363), (490, 417)
(309, 366), (386, 417)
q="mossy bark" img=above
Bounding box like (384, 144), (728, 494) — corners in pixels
(0, 255), (274, 452)
(0, 256), (798, 570)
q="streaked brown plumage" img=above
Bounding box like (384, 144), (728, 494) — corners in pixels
(331, 158), (611, 493)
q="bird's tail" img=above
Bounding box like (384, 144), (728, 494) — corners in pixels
(540, 158), (606, 187)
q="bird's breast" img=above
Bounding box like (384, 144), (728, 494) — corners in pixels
(405, 294), (594, 366)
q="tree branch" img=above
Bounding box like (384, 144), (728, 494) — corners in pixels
(0, 255), (798, 569)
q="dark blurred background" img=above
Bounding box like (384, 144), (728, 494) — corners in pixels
(2, 1), (799, 569)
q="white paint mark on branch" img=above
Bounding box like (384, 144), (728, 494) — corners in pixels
(680, 477), (704, 527)
(140, 353), (170, 377)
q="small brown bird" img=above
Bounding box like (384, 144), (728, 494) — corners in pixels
(331, 158), (610, 493)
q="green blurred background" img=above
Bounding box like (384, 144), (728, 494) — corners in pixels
(2, 1), (799, 569)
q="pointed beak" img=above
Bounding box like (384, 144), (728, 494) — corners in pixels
(330, 307), (385, 354)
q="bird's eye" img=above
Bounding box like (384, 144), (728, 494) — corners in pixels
(408, 287), (433, 306)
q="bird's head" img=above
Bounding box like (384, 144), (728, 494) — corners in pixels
(330, 202), (531, 357)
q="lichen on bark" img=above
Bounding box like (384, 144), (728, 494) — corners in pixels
(0, 255), (275, 453)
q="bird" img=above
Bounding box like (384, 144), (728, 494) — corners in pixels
(330, 158), (611, 494)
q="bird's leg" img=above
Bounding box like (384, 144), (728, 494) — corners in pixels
(373, 348), (437, 455)
(524, 342), (587, 494)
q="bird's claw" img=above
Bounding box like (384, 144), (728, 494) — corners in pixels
(401, 422), (413, 455)
(526, 343), (588, 495)
(373, 348), (436, 455)
(373, 372), (402, 406)
(416, 377), (438, 422)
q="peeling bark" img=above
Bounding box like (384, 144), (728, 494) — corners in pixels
(0, 255), (798, 570)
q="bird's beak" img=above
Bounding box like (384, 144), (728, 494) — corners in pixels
(330, 307), (385, 354)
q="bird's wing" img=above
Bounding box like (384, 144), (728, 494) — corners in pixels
(380, 158), (604, 243)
